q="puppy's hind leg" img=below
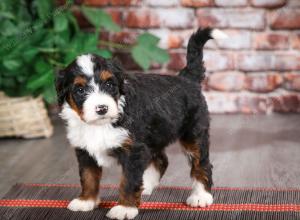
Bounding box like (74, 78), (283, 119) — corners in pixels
(142, 151), (168, 195)
(180, 128), (213, 208)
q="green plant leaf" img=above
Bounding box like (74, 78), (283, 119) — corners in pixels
(27, 69), (54, 91)
(66, 11), (79, 32)
(131, 46), (151, 70)
(83, 33), (98, 51)
(147, 47), (170, 63)
(54, 13), (68, 32)
(2, 59), (22, 71)
(54, 30), (70, 47)
(23, 48), (39, 63)
(137, 33), (160, 46)
(1, 20), (19, 36)
(131, 33), (170, 70)
(35, 1), (53, 20)
(81, 6), (121, 32)
(34, 58), (52, 73)
(0, 11), (15, 20)
(43, 84), (57, 104)
(93, 49), (112, 58)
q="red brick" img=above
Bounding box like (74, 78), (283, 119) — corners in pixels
(270, 93), (300, 112)
(167, 53), (186, 71)
(251, 0), (286, 8)
(168, 36), (182, 49)
(78, 0), (109, 6)
(274, 53), (300, 71)
(284, 73), (300, 91)
(156, 9), (195, 29)
(110, 0), (140, 6)
(106, 9), (123, 25)
(204, 51), (235, 71)
(288, 0), (300, 7)
(215, 0), (247, 7)
(181, 0), (214, 7)
(146, 0), (179, 7)
(204, 92), (239, 113)
(245, 73), (283, 93)
(237, 95), (269, 114)
(204, 92), (270, 113)
(125, 10), (160, 28)
(99, 31), (110, 42)
(77, 0), (140, 6)
(253, 32), (289, 50)
(237, 53), (273, 72)
(110, 31), (138, 45)
(168, 35), (183, 49)
(149, 29), (183, 49)
(126, 9), (194, 29)
(197, 9), (265, 30)
(73, 9), (90, 28)
(269, 9), (300, 29)
(237, 53), (300, 72)
(213, 30), (251, 49)
(73, 8), (122, 27)
(208, 71), (245, 91)
(291, 33), (300, 49)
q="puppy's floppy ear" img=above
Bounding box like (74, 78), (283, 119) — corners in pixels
(55, 69), (68, 106)
(110, 58), (126, 91)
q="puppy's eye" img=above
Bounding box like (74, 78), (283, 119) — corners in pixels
(75, 87), (85, 95)
(105, 81), (114, 88)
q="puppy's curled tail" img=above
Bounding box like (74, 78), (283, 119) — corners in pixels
(179, 28), (227, 83)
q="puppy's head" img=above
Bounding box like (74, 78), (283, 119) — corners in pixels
(56, 54), (125, 125)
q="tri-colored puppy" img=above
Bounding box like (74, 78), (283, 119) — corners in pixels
(56, 28), (225, 220)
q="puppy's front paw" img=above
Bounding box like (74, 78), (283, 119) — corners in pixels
(186, 191), (213, 208)
(67, 198), (99, 212)
(106, 205), (138, 220)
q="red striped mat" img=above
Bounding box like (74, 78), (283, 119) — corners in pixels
(0, 183), (299, 220)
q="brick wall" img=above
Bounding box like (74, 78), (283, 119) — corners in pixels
(75, 0), (300, 114)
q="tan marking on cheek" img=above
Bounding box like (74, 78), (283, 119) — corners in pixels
(68, 94), (84, 120)
(100, 71), (113, 81)
(74, 75), (87, 86)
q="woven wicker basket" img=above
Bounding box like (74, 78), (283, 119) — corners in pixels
(0, 92), (53, 138)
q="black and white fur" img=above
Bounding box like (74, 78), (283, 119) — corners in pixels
(56, 28), (226, 220)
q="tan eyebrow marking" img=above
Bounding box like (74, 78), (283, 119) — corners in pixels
(100, 71), (113, 81)
(74, 75), (87, 86)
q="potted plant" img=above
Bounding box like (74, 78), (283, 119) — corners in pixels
(0, 0), (169, 138)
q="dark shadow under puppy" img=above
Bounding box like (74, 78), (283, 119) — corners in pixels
(56, 27), (227, 220)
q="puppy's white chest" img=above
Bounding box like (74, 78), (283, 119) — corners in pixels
(66, 122), (129, 167)
(61, 104), (129, 167)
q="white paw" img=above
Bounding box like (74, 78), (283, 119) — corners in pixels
(106, 205), (138, 220)
(186, 191), (213, 208)
(67, 198), (98, 212)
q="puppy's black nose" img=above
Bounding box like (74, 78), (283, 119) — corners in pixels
(96, 105), (108, 115)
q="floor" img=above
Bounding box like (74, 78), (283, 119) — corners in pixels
(0, 114), (299, 197)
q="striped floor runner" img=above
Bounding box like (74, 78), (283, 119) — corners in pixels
(0, 183), (299, 219)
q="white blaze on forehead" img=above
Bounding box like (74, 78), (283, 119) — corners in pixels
(76, 54), (94, 76)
